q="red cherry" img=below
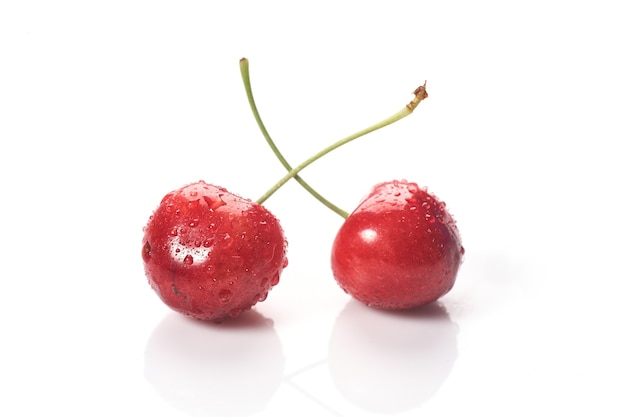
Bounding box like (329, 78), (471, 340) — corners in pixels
(331, 180), (463, 310)
(142, 181), (288, 322)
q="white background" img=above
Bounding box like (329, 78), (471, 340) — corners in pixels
(1, 1), (625, 416)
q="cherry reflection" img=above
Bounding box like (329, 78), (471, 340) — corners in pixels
(328, 300), (458, 413)
(144, 310), (284, 416)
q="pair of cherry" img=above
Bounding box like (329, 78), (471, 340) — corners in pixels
(141, 59), (464, 322)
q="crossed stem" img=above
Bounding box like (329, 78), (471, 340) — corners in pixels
(239, 58), (428, 219)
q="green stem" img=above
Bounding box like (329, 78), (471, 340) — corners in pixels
(240, 58), (429, 214)
(239, 58), (349, 218)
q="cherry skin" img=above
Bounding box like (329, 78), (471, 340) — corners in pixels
(331, 180), (463, 310)
(142, 181), (288, 322)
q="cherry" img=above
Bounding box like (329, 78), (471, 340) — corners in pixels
(331, 180), (463, 309)
(142, 181), (287, 322)
(241, 59), (462, 309)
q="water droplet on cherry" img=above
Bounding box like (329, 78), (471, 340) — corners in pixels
(183, 254), (194, 265)
(271, 273), (280, 286)
(202, 195), (227, 210)
(222, 233), (234, 248)
(142, 242), (151, 262)
(218, 289), (232, 304)
(407, 182), (419, 193)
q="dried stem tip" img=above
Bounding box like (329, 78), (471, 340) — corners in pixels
(407, 81), (428, 111)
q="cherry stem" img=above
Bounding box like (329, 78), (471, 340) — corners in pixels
(240, 58), (429, 216)
(239, 58), (350, 218)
